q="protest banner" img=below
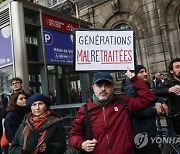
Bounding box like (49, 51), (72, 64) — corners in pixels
(75, 29), (135, 71)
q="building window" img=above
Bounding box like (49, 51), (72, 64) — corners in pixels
(114, 23), (132, 30)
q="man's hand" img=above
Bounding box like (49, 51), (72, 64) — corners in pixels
(39, 142), (46, 152)
(161, 103), (168, 116)
(125, 67), (135, 79)
(81, 139), (97, 152)
(155, 103), (168, 115)
(169, 86), (180, 95)
(155, 104), (163, 114)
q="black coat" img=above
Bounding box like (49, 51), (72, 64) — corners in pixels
(153, 78), (180, 114)
(153, 78), (180, 135)
(123, 79), (161, 154)
(9, 115), (66, 154)
(4, 106), (27, 142)
(123, 79), (157, 138)
(1, 91), (30, 119)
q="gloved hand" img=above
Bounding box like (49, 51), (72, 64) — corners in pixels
(20, 149), (28, 154)
(125, 67), (135, 79)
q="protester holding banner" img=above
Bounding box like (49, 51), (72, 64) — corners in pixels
(122, 65), (168, 154)
(69, 69), (156, 154)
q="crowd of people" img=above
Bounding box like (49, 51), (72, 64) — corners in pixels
(0, 57), (179, 154)
(0, 78), (66, 154)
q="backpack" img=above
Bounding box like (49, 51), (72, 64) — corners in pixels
(118, 96), (131, 116)
(65, 104), (92, 154)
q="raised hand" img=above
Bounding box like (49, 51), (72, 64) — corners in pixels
(125, 67), (135, 79)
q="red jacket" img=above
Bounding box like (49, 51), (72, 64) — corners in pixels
(69, 76), (155, 154)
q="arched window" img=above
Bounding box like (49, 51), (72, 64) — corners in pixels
(114, 23), (132, 30)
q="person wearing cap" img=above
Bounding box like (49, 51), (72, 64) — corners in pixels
(69, 69), (156, 154)
(122, 65), (168, 154)
(9, 93), (66, 154)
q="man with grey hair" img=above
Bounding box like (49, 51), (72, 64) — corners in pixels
(69, 69), (156, 154)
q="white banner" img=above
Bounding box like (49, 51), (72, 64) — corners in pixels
(75, 30), (135, 71)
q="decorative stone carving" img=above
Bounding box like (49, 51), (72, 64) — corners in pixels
(111, 0), (120, 13)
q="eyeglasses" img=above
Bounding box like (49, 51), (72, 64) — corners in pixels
(11, 81), (21, 86)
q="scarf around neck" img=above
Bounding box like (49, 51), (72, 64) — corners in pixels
(93, 93), (114, 106)
(29, 110), (50, 129)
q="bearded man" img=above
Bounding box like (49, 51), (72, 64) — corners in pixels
(122, 65), (168, 154)
(154, 57), (180, 135)
(69, 70), (156, 154)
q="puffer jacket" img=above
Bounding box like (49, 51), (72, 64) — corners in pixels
(9, 115), (66, 154)
(69, 76), (156, 154)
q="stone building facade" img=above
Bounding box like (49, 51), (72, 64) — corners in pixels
(34, 0), (180, 79)
(75, 0), (180, 79)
